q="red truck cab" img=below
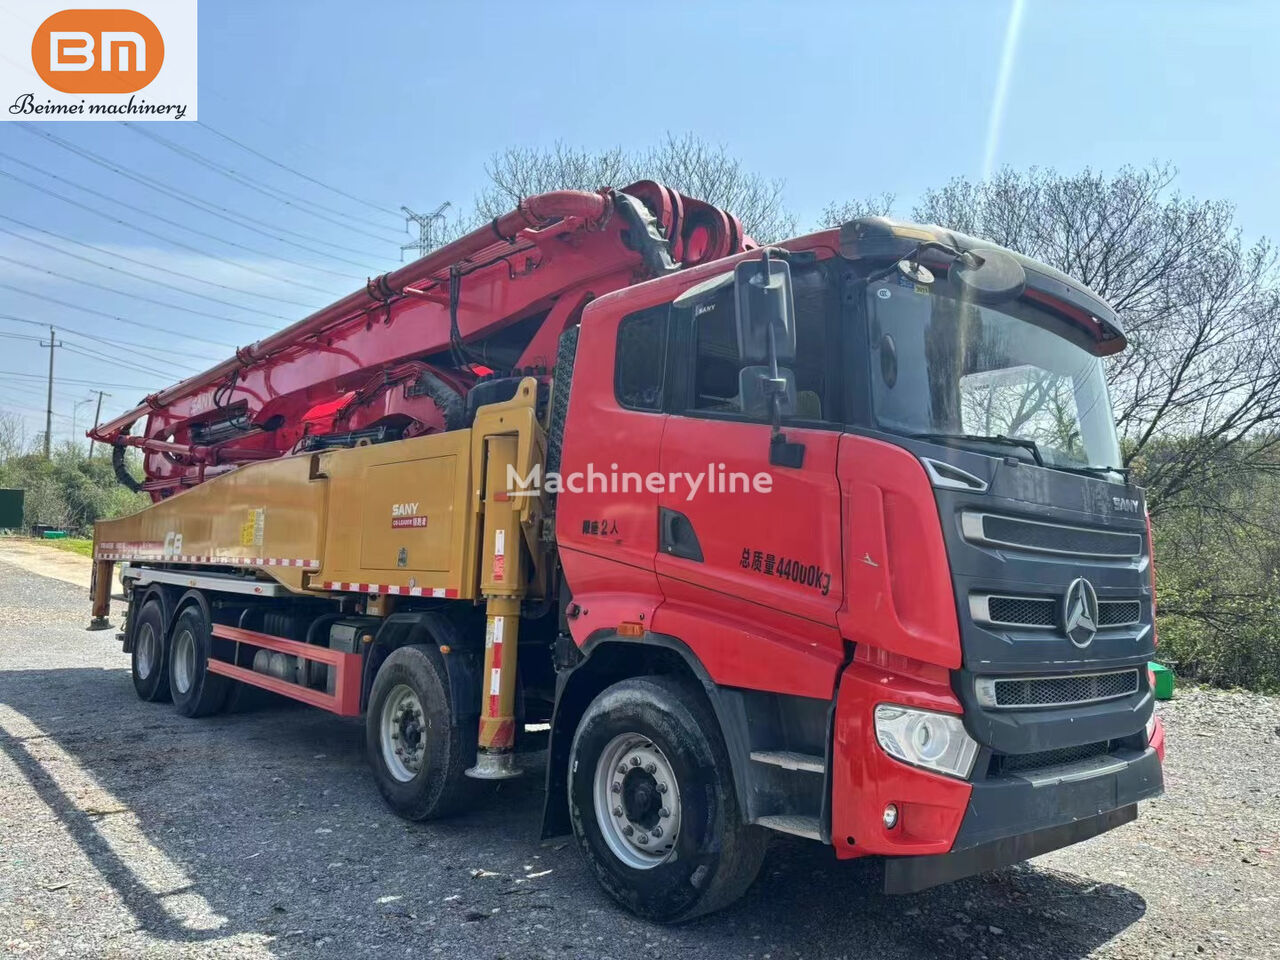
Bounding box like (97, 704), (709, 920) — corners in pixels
(543, 216), (1163, 916)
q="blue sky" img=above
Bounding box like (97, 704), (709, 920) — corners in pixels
(0, 0), (1276, 445)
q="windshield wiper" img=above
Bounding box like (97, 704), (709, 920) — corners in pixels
(1048, 463), (1132, 481)
(907, 432), (1044, 466)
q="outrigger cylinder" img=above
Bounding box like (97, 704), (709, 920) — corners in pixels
(466, 433), (524, 780)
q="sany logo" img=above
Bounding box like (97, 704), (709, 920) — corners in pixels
(32, 9), (164, 94)
(391, 502), (420, 517)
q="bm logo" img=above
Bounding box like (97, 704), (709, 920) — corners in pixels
(32, 9), (164, 94)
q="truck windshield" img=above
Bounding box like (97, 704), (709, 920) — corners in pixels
(866, 278), (1122, 471)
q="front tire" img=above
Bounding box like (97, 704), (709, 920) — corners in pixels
(130, 599), (170, 702)
(568, 675), (767, 922)
(365, 644), (473, 820)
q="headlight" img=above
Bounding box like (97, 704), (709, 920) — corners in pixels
(874, 704), (979, 779)
(1145, 710), (1157, 744)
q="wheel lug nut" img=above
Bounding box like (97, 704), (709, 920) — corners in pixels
(657, 783), (667, 794)
(623, 825), (634, 837)
(645, 762), (656, 774)
(611, 781), (621, 794)
(630, 756), (640, 766)
(659, 807), (670, 818)
(613, 805), (623, 817)
(652, 826), (663, 838)
(616, 764), (626, 775)
(637, 834), (649, 844)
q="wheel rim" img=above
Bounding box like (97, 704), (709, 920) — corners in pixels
(380, 684), (427, 782)
(172, 629), (196, 694)
(136, 621), (159, 680)
(593, 733), (682, 870)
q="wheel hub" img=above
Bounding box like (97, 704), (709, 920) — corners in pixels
(594, 734), (681, 869)
(136, 622), (157, 679)
(380, 685), (427, 782)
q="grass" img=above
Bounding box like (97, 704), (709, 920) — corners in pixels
(46, 537), (94, 558)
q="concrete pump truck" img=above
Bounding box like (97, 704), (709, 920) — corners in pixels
(86, 181), (1164, 921)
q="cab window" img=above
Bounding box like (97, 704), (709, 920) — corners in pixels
(614, 306), (669, 411)
(690, 264), (833, 422)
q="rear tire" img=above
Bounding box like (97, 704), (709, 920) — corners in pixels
(130, 600), (170, 703)
(568, 675), (767, 922)
(366, 644), (473, 820)
(168, 605), (230, 718)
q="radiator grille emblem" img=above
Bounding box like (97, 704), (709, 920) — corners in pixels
(1063, 578), (1100, 648)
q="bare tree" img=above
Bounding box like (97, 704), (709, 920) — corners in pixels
(468, 133), (796, 243)
(910, 164), (1280, 514)
(819, 192), (896, 226)
(0, 411), (24, 464)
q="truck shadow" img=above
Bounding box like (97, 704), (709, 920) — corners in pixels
(0, 665), (1146, 959)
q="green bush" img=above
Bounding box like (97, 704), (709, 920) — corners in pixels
(1146, 445), (1280, 693)
(0, 443), (149, 537)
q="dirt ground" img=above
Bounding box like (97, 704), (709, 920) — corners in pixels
(0, 544), (1277, 959)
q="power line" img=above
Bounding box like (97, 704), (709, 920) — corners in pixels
(0, 223), (294, 323)
(124, 123), (405, 243)
(16, 127), (391, 266)
(197, 121), (401, 219)
(0, 328), (197, 376)
(0, 314), (218, 365)
(0, 211), (321, 311)
(0, 370), (162, 390)
(0, 285), (240, 348)
(0, 252), (277, 331)
(61, 343), (181, 380)
(0, 166), (356, 293)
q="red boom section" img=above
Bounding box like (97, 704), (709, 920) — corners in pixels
(90, 182), (752, 499)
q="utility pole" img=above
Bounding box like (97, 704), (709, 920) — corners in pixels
(401, 202), (451, 261)
(39, 325), (62, 459)
(87, 389), (110, 458)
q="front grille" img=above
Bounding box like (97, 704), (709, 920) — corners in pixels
(986, 595), (1056, 626)
(964, 512), (1144, 558)
(975, 593), (1145, 631)
(1098, 599), (1142, 626)
(992, 740), (1112, 776)
(986, 668), (1140, 709)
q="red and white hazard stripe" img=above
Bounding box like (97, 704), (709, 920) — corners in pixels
(318, 582), (460, 598)
(94, 551), (319, 568)
(488, 615), (505, 716)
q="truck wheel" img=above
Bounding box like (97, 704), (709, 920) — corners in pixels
(366, 644), (472, 820)
(568, 675), (767, 922)
(168, 605), (230, 718)
(131, 600), (170, 702)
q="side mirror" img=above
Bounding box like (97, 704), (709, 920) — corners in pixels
(734, 255), (796, 365)
(738, 365), (796, 419)
(949, 248), (1026, 304)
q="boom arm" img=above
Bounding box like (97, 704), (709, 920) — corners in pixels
(90, 182), (752, 499)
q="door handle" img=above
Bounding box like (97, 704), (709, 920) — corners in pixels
(659, 507), (704, 562)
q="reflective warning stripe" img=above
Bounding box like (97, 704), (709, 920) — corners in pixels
(488, 615), (505, 715)
(94, 552), (318, 568)
(318, 582), (459, 598)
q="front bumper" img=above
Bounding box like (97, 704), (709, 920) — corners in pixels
(884, 804), (1137, 894)
(831, 657), (1164, 885)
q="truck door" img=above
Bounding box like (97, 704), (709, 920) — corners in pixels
(554, 301), (670, 634)
(653, 263), (845, 696)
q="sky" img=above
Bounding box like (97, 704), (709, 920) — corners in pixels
(0, 0), (1276, 447)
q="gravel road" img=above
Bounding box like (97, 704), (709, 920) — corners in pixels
(1, 557), (1278, 959)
